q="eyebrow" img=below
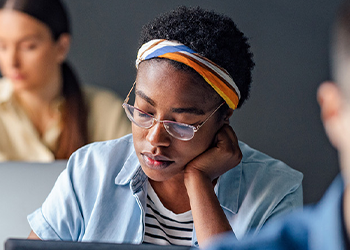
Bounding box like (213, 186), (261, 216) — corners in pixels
(135, 89), (155, 106)
(19, 35), (43, 42)
(171, 107), (205, 115)
(135, 89), (205, 115)
(0, 34), (42, 43)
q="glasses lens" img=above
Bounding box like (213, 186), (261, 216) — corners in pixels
(122, 103), (195, 141)
(123, 104), (154, 128)
(163, 121), (195, 141)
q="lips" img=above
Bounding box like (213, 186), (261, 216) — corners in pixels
(10, 71), (25, 80)
(141, 152), (174, 170)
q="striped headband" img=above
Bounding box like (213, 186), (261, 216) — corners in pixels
(136, 39), (240, 109)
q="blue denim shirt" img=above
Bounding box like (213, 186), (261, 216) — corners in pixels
(205, 175), (346, 250)
(28, 134), (303, 247)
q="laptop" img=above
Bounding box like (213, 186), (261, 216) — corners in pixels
(4, 239), (193, 250)
(0, 161), (67, 250)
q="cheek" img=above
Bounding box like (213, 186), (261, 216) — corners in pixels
(33, 50), (56, 69)
(0, 51), (15, 73)
(0, 54), (6, 71)
(187, 123), (222, 154)
(176, 132), (216, 162)
(131, 125), (146, 149)
(26, 50), (59, 80)
(26, 44), (57, 65)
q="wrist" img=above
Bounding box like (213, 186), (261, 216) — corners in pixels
(183, 167), (213, 193)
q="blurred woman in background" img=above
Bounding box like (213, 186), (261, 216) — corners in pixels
(0, 0), (131, 161)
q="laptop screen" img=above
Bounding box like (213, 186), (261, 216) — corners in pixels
(5, 239), (193, 250)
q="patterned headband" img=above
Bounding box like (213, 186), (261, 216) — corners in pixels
(136, 39), (240, 109)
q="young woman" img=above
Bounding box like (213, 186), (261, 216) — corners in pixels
(0, 0), (130, 161)
(27, 6), (303, 248)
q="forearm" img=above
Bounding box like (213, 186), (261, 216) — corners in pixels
(184, 171), (233, 247)
(28, 230), (41, 240)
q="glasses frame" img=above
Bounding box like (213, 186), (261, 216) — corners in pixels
(122, 81), (225, 141)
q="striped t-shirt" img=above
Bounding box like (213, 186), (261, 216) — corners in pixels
(143, 181), (193, 246)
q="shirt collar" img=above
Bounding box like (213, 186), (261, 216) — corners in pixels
(114, 149), (148, 193)
(0, 78), (14, 104)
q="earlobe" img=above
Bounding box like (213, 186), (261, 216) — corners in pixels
(318, 81), (340, 121)
(224, 108), (234, 124)
(56, 34), (71, 63)
(317, 81), (342, 148)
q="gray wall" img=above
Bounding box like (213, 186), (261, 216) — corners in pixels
(62, 0), (342, 204)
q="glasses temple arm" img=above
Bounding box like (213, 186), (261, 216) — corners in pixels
(195, 102), (226, 131)
(123, 81), (137, 103)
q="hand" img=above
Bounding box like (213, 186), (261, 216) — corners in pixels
(183, 124), (241, 246)
(184, 124), (242, 182)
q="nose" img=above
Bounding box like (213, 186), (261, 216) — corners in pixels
(146, 121), (171, 147)
(9, 47), (20, 68)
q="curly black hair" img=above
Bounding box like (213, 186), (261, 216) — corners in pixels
(139, 6), (255, 108)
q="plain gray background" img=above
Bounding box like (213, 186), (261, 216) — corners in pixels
(61, 0), (342, 204)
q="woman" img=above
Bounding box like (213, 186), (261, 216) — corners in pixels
(0, 0), (130, 161)
(27, 6), (303, 247)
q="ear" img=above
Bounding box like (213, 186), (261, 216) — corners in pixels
(55, 33), (71, 63)
(224, 108), (234, 124)
(317, 81), (343, 149)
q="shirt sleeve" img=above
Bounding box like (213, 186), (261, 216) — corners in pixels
(264, 183), (303, 225)
(27, 154), (86, 241)
(251, 166), (303, 234)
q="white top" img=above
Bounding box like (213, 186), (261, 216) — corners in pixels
(144, 181), (193, 246)
(0, 78), (131, 161)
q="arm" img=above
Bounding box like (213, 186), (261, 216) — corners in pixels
(28, 230), (40, 240)
(184, 124), (242, 247)
(27, 155), (86, 241)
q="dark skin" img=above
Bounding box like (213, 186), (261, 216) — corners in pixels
(132, 60), (242, 247)
(28, 60), (242, 247)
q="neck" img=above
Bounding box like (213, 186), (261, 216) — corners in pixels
(13, 76), (63, 136)
(14, 75), (63, 112)
(149, 173), (191, 214)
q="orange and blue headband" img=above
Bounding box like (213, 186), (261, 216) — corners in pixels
(136, 39), (240, 110)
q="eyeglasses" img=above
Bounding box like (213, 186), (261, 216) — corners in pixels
(122, 82), (225, 141)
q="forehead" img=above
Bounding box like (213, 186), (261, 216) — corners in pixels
(0, 10), (50, 40)
(136, 60), (218, 108)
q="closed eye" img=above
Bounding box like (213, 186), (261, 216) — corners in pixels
(137, 112), (151, 118)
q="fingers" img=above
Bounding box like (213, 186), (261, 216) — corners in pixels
(216, 124), (238, 146)
(216, 125), (242, 162)
(184, 124), (242, 182)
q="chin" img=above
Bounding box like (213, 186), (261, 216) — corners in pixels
(142, 166), (183, 183)
(11, 81), (31, 91)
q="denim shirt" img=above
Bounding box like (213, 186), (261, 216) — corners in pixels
(28, 134), (303, 247)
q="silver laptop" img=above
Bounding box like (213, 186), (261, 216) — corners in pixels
(5, 238), (193, 250)
(0, 161), (67, 250)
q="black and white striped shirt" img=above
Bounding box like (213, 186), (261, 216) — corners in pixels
(143, 182), (193, 246)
